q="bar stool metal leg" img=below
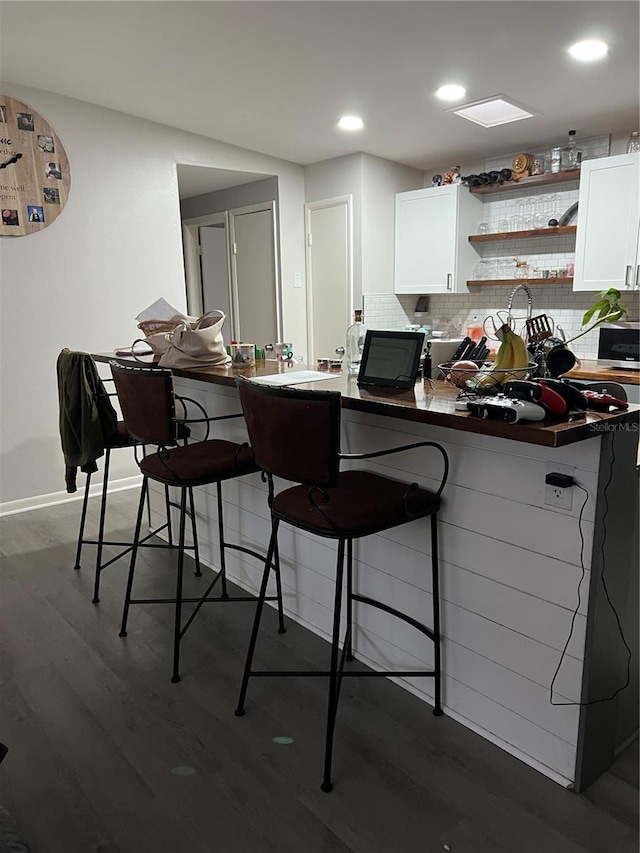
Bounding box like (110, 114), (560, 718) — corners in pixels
(171, 488), (188, 684)
(216, 482), (229, 597)
(92, 448), (112, 604)
(73, 471), (92, 570)
(164, 485), (174, 548)
(188, 486), (202, 577)
(119, 477), (148, 638)
(345, 538), (354, 662)
(321, 538), (346, 793)
(431, 514), (443, 716)
(235, 519), (280, 716)
(272, 540), (286, 634)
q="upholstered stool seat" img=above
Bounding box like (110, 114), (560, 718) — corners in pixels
(273, 470), (441, 537)
(140, 439), (257, 487)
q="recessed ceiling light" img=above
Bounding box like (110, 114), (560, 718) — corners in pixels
(451, 95), (535, 128)
(338, 115), (364, 131)
(568, 39), (609, 62)
(435, 84), (467, 102)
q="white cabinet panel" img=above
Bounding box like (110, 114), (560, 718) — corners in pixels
(573, 153), (640, 291)
(394, 184), (481, 294)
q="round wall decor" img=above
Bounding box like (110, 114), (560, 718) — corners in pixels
(0, 95), (71, 237)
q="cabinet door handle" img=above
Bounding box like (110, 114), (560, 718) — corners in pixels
(636, 265), (640, 289)
(446, 273), (452, 291)
(624, 265), (633, 288)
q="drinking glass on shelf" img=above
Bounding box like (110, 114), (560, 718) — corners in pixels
(516, 198), (533, 230)
(510, 213), (524, 232)
(532, 194), (549, 229)
(497, 219), (510, 233)
(474, 259), (491, 280)
(546, 193), (561, 223)
(477, 222), (491, 234)
(486, 259), (500, 280)
(499, 257), (517, 279)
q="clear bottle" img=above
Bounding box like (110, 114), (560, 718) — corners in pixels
(346, 309), (368, 374)
(562, 130), (582, 171)
(627, 131), (640, 154)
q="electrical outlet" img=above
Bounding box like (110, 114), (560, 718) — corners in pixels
(545, 482), (573, 510)
(543, 463), (575, 511)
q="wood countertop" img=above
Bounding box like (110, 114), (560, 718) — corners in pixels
(565, 359), (640, 385)
(96, 353), (639, 449)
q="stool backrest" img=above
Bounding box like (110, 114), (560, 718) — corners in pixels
(237, 376), (341, 487)
(110, 362), (177, 446)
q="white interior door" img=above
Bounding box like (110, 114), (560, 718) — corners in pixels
(229, 203), (279, 346)
(199, 221), (231, 319)
(305, 197), (352, 363)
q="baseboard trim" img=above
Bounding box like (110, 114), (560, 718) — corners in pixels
(0, 476), (142, 517)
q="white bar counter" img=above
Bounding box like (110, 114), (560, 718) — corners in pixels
(97, 355), (639, 792)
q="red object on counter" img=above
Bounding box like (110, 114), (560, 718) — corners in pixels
(581, 390), (629, 411)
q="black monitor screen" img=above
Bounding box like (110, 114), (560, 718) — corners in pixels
(357, 330), (424, 389)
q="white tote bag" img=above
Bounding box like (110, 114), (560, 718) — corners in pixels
(158, 310), (232, 369)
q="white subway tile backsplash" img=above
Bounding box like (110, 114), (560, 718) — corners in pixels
(365, 284), (634, 360)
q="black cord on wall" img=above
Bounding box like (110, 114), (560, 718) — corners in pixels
(549, 435), (632, 707)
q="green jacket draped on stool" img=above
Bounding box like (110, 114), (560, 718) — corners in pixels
(56, 349), (118, 493)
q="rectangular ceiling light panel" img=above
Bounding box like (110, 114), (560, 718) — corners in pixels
(453, 97), (534, 128)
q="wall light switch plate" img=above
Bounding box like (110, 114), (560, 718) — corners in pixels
(293, 272), (302, 288)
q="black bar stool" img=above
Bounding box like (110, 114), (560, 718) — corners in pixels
(234, 376), (448, 792)
(58, 349), (192, 604)
(110, 362), (286, 683)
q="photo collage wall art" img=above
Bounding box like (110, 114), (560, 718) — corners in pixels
(0, 95), (71, 237)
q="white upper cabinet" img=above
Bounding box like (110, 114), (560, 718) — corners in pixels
(573, 153), (640, 291)
(394, 184), (482, 293)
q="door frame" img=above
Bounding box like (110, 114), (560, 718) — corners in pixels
(182, 211), (230, 318)
(304, 195), (353, 363)
(183, 202), (281, 342)
(228, 201), (282, 342)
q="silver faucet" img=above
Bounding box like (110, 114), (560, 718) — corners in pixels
(507, 284), (533, 319)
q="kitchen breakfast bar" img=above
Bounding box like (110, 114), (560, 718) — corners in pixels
(97, 355), (639, 793)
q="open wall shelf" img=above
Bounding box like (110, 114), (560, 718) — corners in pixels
(468, 169), (581, 195)
(467, 277), (573, 287)
(469, 226), (577, 243)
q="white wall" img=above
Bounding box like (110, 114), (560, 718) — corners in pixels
(0, 84), (306, 510)
(361, 154), (424, 294)
(304, 154), (364, 304)
(304, 153), (423, 306)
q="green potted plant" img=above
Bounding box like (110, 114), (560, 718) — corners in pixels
(565, 288), (630, 346)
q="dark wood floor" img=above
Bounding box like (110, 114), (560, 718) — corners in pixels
(1, 490), (637, 853)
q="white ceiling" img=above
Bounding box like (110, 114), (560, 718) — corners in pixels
(2, 1), (638, 191)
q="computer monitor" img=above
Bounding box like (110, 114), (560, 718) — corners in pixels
(357, 330), (425, 390)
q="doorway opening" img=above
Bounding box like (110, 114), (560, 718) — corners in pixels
(182, 201), (281, 346)
(305, 195), (353, 363)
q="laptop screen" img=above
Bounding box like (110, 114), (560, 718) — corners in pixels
(357, 330), (425, 389)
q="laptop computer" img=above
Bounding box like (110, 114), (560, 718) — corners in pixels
(357, 330), (425, 390)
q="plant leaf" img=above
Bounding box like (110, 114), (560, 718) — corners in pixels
(582, 299), (609, 326)
(599, 288), (621, 300)
(598, 302), (614, 319)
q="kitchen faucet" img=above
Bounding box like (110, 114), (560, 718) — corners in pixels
(506, 283), (533, 339)
(507, 283), (533, 319)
